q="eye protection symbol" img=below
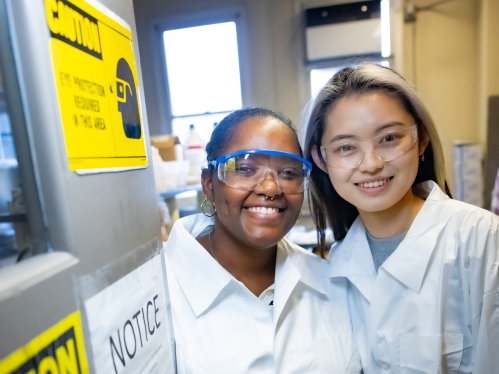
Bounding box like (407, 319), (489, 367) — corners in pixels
(116, 78), (132, 103)
(116, 58), (141, 139)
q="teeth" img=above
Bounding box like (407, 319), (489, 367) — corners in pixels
(359, 178), (390, 188)
(247, 207), (278, 214)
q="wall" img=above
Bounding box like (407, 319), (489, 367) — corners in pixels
(479, 0), (499, 112)
(479, 0), (499, 207)
(403, 0), (480, 194)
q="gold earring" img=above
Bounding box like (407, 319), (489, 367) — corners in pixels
(201, 197), (216, 217)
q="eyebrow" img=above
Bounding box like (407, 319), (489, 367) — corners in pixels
(325, 122), (407, 144)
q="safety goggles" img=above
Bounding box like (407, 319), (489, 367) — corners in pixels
(320, 125), (418, 170)
(208, 149), (312, 194)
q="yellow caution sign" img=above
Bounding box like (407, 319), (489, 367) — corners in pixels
(0, 311), (89, 374)
(44, 0), (148, 172)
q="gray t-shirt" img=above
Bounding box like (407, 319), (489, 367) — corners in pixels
(366, 230), (407, 272)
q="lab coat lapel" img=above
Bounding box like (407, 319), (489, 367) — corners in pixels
(330, 216), (377, 302)
(166, 215), (232, 317)
(273, 240), (329, 326)
(283, 239), (328, 295)
(273, 243), (301, 326)
(382, 182), (452, 293)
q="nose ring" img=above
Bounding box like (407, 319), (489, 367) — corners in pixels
(265, 195), (275, 201)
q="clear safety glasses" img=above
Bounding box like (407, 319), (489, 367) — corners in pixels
(208, 149), (312, 194)
(320, 125), (418, 170)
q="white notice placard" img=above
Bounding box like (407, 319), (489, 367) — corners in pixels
(84, 254), (174, 374)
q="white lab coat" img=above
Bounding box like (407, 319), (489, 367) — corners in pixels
(329, 181), (499, 373)
(165, 213), (361, 374)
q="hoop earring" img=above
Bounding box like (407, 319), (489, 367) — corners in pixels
(296, 211), (302, 223)
(201, 198), (216, 217)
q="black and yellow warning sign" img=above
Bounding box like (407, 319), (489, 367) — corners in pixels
(44, 0), (147, 172)
(0, 311), (89, 373)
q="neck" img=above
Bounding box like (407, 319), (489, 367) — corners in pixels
(358, 188), (425, 238)
(201, 226), (277, 296)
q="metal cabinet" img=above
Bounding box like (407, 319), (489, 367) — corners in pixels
(0, 0), (168, 371)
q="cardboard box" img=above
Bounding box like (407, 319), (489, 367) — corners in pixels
(150, 135), (181, 161)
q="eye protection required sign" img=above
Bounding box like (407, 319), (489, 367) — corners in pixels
(44, 0), (148, 173)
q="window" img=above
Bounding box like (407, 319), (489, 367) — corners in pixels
(163, 22), (242, 145)
(310, 66), (343, 98)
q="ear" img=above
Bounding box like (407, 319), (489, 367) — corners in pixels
(201, 168), (215, 201)
(311, 145), (329, 174)
(419, 128), (430, 155)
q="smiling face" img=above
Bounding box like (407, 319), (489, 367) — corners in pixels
(313, 92), (427, 216)
(204, 116), (304, 250)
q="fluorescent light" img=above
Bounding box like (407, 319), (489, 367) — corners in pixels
(381, 0), (391, 58)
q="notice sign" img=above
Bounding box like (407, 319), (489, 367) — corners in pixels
(44, 0), (148, 172)
(84, 254), (174, 374)
(0, 311), (89, 373)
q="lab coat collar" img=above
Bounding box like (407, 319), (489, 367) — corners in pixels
(166, 214), (232, 317)
(166, 214), (328, 319)
(329, 181), (452, 298)
(279, 239), (328, 295)
(382, 181), (452, 293)
(329, 217), (377, 302)
(274, 239), (329, 324)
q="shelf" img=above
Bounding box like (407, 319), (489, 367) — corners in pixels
(159, 183), (203, 199)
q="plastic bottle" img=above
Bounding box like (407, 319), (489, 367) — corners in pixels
(183, 124), (206, 181)
(184, 124), (205, 149)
